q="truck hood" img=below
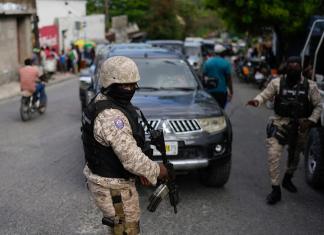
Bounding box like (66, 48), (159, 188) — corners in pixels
(132, 89), (222, 118)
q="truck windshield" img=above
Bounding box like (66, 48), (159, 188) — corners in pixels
(133, 58), (198, 90)
(184, 46), (201, 57)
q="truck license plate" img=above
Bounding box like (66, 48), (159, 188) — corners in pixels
(152, 142), (178, 156)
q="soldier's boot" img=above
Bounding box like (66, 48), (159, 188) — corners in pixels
(282, 173), (297, 193)
(266, 185), (281, 205)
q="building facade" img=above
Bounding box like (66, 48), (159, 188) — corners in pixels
(56, 14), (105, 51)
(36, 0), (86, 27)
(0, 0), (36, 84)
(36, 0), (105, 52)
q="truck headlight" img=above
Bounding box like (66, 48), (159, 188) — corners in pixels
(197, 116), (227, 133)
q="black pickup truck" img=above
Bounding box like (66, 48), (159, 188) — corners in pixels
(81, 44), (233, 187)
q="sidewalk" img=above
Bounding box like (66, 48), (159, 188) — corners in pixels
(0, 72), (77, 101)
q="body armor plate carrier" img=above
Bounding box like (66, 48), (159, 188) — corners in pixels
(81, 95), (146, 179)
(274, 77), (312, 119)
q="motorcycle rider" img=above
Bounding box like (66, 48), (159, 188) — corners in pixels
(247, 56), (322, 205)
(19, 58), (46, 109)
(82, 56), (168, 234)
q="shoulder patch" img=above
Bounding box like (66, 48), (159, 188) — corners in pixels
(114, 117), (124, 129)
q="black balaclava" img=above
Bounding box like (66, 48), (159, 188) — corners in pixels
(286, 56), (302, 86)
(102, 83), (136, 105)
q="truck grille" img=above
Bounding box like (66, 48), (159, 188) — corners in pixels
(168, 119), (201, 133)
(140, 119), (160, 132)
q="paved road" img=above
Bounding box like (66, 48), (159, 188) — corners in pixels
(0, 78), (323, 235)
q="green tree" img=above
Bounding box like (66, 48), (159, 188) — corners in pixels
(86, 0), (225, 40)
(176, 0), (224, 37)
(86, 0), (151, 29)
(147, 0), (184, 39)
(176, 0), (198, 37)
(86, 0), (104, 15)
(205, 0), (324, 59)
(109, 0), (150, 29)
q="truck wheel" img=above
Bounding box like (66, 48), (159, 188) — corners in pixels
(200, 158), (231, 187)
(304, 128), (324, 189)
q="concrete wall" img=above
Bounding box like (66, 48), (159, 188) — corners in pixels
(0, 0), (35, 84)
(18, 16), (32, 64)
(36, 0), (86, 27)
(0, 17), (19, 84)
(0, 15), (33, 84)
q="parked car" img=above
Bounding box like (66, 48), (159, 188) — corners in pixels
(79, 65), (95, 111)
(301, 18), (324, 189)
(146, 40), (185, 55)
(184, 41), (203, 77)
(84, 44), (233, 187)
(79, 43), (153, 110)
(201, 39), (215, 59)
(304, 107), (324, 189)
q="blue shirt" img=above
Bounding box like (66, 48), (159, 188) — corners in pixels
(203, 56), (231, 93)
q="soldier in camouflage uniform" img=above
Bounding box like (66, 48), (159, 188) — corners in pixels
(247, 56), (322, 205)
(81, 56), (168, 234)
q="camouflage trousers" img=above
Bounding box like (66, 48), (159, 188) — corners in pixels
(84, 166), (140, 235)
(266, 130), (308, 185)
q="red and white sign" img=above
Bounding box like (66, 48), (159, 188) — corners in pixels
(39, 25), (59, 52)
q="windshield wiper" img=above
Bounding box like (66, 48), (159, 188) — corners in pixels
(137, 87), (160, 91)
(163, 60), (177, 65)
(159, 87), (196, 91)
(138, 87), (198, 91)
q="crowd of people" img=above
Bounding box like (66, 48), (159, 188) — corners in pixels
(32, 44), (96, 74)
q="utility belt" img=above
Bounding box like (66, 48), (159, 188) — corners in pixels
(87, 162), (134, 180)
(102, 189), (140, 235)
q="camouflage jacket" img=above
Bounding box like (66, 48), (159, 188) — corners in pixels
(84, 93), (160, 185)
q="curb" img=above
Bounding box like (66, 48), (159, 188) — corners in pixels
(0, 74), (77, 102)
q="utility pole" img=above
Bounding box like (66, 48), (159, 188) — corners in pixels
(104, 0), (109, 32)
(31, 0), (40, 49)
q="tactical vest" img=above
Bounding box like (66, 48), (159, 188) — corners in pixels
(274, 77), (312, 118)
(81, 95), (146, 179)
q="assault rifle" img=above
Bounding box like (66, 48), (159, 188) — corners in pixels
(139, 111), (179, 214)
(285, 86), (303, 168)
(285, 106), (301, 171)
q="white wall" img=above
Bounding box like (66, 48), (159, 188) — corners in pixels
(85, 15), (105, 40)
(36, 0), (86, 27)
(57, 14), (105, 51)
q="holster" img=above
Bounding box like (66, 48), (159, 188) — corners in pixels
(101, 189), (140, 235)
(204, 77), (218, 89)
(266, 121), (289, 145)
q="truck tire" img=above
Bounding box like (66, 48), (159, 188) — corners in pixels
(304, 127), (324, 189)
(200, 158), (231, 187)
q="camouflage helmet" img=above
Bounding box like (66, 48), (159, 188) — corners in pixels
(100, 56), (140, 88)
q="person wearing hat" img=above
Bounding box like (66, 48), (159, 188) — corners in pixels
(202, 44), (233, 109)
(247, 56), (322, 205)
(82, 56), (168, 234)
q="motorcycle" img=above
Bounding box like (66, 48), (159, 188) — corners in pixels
(20, 81), (47, 121)
(234, 56), (254, 83)
(250, 57), (271, 89)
